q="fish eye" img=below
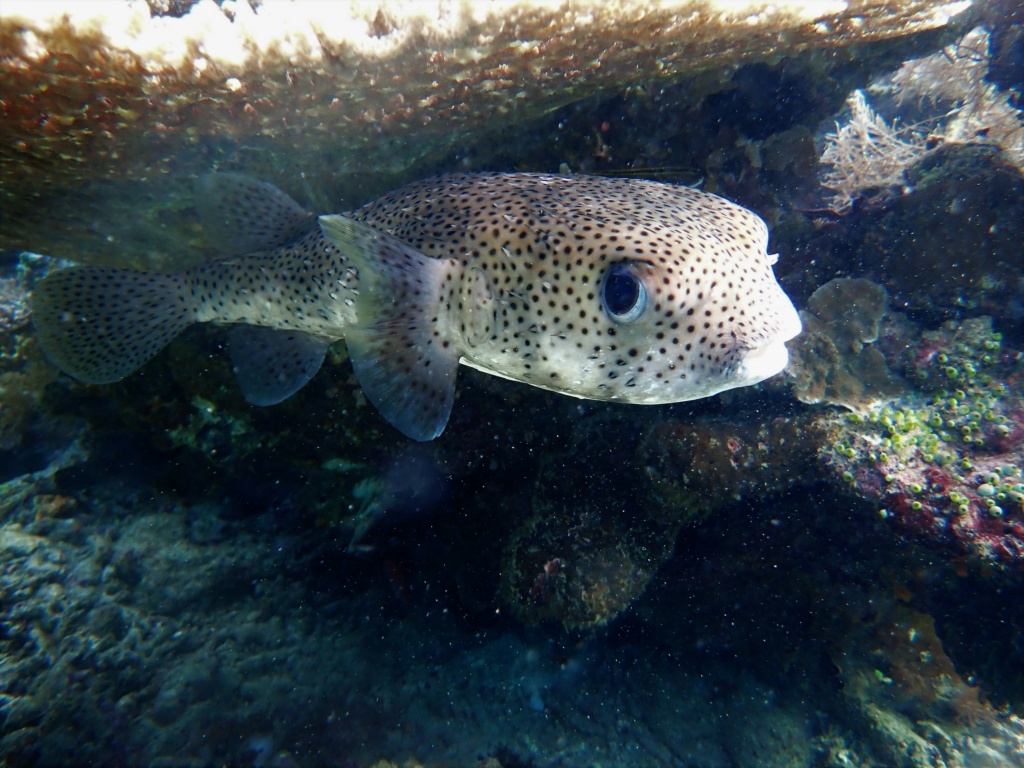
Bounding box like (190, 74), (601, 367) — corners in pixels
(601, 263), (647, 323)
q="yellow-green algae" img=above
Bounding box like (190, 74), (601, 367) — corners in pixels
(827, 317), (1024, 558)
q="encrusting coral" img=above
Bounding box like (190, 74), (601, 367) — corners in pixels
(786, 278), (904, 411)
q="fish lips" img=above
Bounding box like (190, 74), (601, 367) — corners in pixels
(735, 293), (802, 385)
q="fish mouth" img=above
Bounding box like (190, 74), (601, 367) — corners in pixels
(735, 299), (802, 385)
(737, 338), (791, 384)
(775, 290), (804, 343)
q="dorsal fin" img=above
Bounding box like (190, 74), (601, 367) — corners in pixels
(194, 173), (317, 256)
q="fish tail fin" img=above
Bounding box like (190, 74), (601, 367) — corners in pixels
(31, 267), (196, 384)
(319, 214), (462, 441)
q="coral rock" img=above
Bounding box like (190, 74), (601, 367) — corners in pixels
(0, 0), (970, 265)
(787, 277), (905, 410)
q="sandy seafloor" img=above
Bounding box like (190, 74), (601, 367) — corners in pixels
(3, 3), (1024, 767)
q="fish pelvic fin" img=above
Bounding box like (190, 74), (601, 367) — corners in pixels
(31, 267), (195, 384)
(194, 172), (317, 256)
(319, 214), (461, 441)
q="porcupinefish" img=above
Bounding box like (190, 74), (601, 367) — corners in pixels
(31, 172), (801, 440)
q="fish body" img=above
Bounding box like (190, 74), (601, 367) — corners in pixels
(32, 172), (801, 440)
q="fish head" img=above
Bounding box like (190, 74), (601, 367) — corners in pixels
(589, 252), (800, 403)
(547, 196), (802, 405)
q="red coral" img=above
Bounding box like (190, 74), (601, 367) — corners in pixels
(885, 492), (937, 533)
(922, 466), (954, 494)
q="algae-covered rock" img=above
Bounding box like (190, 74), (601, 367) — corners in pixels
(502, 413), (678, 629)
(640, 413), (830, 521)
(0, 0), (970, 266)
(823, 316), (1024, 566)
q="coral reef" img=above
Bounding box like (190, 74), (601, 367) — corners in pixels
(0, 253), (62, 334)
(626, 304), (1024, 723)
(0, 341), (57, 452)
(635, 311), (1021, 610)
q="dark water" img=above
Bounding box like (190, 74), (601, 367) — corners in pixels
(2, 9), (1024, 768)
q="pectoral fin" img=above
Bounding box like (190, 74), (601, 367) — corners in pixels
(319, 214), (461, 441)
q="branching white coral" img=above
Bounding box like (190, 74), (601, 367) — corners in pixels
(819, 27), (1024, 214)
(891, 27), (1024, 166)
(819, 90), (930, 214)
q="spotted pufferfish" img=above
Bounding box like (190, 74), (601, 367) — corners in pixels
(31, 172), (802, 440)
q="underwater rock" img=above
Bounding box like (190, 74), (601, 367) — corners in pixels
(826, 601), (1024, 768)
(502, 413), (679, 630)
(0, 500), (358, 766)
(792, 139), (1024, 340)
(640, 413), (829, 522)
(0, 275), (30, 335)
(786, 277), (905, 411)
(0, 337), (56, 452)
(0, 253), (63, 334)
(0, 0), (970, 266)
(0, 440), (87, 527)
(504, 407), (838, 629)
(854, 144), (1024, 323)
(0, 255), (67, 451)
(926, 570), (1024, 713)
